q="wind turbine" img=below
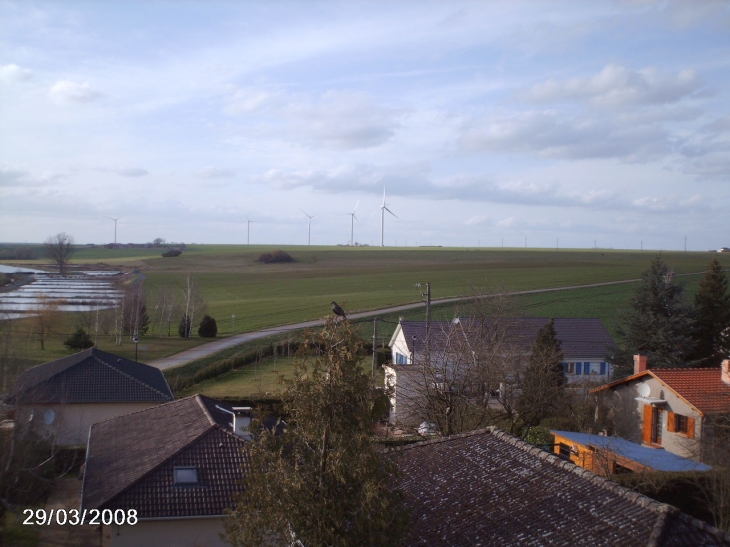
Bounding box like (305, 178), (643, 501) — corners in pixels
(106, 217), (119, 245)
(349, 200), (359, 246)
(300, 210), (315, 246)
(377, 188), (398, 247)
(247, 217), (254, 245)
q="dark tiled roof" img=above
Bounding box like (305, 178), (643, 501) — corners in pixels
(6, 348), (173, 404)
(591, 368), (730, 416)
(398, 317), (615, 361)
(82, 394), (249, 518)
(389, 428), (730, 547)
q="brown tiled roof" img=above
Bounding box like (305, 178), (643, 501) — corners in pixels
(389, 428), (730, 547)
(398, 317), (615, 361)
(591, 368), (730, 416)
(81, 394), (249, 518)
(6, 348), (173, 404)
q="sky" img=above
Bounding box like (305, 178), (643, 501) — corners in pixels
(1, 1), (729, 250)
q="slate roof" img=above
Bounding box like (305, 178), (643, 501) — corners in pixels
(81, 394), (249, 518)
(389, 428), (730, 547)
(591, 368), (730, 416)
(6, 348), (173, 404)
(396, 317), (615, 361)
(551, 430), (712, 472)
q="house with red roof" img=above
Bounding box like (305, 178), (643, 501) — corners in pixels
(590, 355), (730, 462)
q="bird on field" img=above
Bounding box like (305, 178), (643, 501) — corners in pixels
(331, 301), (347, 319)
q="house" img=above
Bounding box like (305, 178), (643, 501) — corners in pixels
(5, 348), (174, 446)
(551, 430), (711, 476)
(81, 394), (252, 547)
(386, 317), (615, 424)
(388, 427), (730, 546)
(590, 356), (730, 462)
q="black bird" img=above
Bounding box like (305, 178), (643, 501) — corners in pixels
(331, 301), (347, 319)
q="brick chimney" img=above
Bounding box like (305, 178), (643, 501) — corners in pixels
(722, 359), (730, 386)
(634, 354), (648, 375)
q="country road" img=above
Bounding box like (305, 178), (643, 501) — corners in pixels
(148, 276), (658, 370)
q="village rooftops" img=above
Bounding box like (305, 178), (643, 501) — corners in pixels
(81, 394), (250, 518)
(5, 347), (173, 405)
(393, 317), (615, 361)
(388, 427), (730, 547)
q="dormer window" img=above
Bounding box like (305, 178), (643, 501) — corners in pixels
(173, 467), (198, 485)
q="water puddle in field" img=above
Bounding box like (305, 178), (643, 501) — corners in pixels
(0, 266), (124, 316)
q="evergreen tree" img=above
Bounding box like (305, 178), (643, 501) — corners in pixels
(64, 328), (94, 351)
(613, 257), (695, 376)
(197, 315), (218, 338)
(690, 258), (730, 367)
(224, 317), (410, 547)
(516, 319), (565, 429)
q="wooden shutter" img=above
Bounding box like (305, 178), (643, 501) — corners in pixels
(642, 405), (653, 444)
(667, 412), (676, 432)
(687, 417), (696, 439)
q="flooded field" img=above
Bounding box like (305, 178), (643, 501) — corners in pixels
(0, 269), (124, 316)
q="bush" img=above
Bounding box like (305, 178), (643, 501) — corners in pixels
(257, 250), (294, 264)
(64, 328), (94, 351)
(198, 315), (218, 338)
(162, 249), (182, 257)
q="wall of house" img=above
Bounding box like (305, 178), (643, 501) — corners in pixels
(390, 328), (411, 365)
(17, 402), (159, 446)
(552, 433), (596, 472)
(384, 365), (427, 427)
(611, 378), (702, 461)
(563, 359), (612, 385)
(102, 517), (227, 547)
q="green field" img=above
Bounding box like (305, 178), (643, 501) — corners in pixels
(3, 245), (727, 375)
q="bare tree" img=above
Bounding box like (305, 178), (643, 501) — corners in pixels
(32, 296), (59, 350)
(180, 275), (205, 339)
(44, 233), (75, 275)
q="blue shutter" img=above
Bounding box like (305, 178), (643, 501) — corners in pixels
(600, 362), (606, 375)
(584, 362), (590, 375)
(561, 362), (566, 372)
(576, 363), (582, 375)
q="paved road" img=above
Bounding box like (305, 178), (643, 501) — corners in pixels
(149, 276), (655, 370)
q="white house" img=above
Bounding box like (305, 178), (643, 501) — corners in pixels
(386, 317), (615, 425)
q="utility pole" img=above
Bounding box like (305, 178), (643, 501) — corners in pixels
(684, 236), (687, 253)
(424, 282), (432, 334)
(372, 317), (378, 383)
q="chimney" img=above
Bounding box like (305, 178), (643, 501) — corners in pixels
(722, 360), (730, 386)
(634, 355), (648, 375)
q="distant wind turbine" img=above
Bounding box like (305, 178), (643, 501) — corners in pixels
(300, 210), (315, 246)
(349, 200), (359, 246)
(105, 217), (119, 245)
(377, 188), (398, 247)
(247, 217), (254, 245)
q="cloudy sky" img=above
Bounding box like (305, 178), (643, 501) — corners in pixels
(1, 1), (728, 250)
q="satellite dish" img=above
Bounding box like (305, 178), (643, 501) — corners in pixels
(43, 409), (56, 425)
(637, 383), (651, 398)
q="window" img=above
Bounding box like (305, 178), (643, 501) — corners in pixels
(667, 412), (694, 437)
(173, 467), (199, 485)
(558, 443), (571, 460)
(675, 414), (688, 433)
(564, 362), (574, 374)
(395, 353), (408, 365)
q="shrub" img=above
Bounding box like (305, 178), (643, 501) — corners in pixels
(257, 250), (294, 264)
(64, 328), (94, 351)
(162, 249), (182, 257)
(198, 315), (218, 338)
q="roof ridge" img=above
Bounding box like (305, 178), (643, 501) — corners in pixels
(87, 393), (198, 428)
(386, 427), (495, 453)
(195, 394), (219, 427)
(100, 355), (173, 401)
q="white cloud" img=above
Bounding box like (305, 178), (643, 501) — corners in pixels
(49, 80), (102, 104)
(0, 63), (32, 83)
(194, 167), (236, 179)
(526, 64), (702, 107)
(631, 194), (709, 213)
(465, 215), (489, 225)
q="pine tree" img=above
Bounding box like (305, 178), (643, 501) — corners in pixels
(64, 328), (94, 351)
(197, 315), (218, 338)
(516, 319), (565, 429)
(224, 317), (410, 547)
(613, 257), (695, 375)
(690, 258), (730, 367)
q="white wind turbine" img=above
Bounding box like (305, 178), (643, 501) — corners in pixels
(246, 217), (254, 245)
(105, 217), (120, 245)
(349, 200), (359, 246)
(377, 188), (398, 247)
(300, 210), (315, 246)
